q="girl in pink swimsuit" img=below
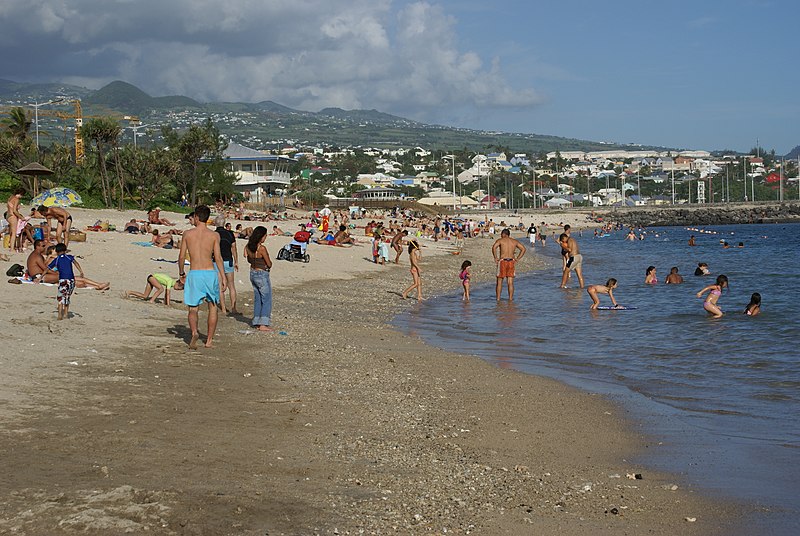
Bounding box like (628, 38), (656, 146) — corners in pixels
(645, 265), (658, 284)
(459, 260), (472, 302)
(697, 274), (728, 318)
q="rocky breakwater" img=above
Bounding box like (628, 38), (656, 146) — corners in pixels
(605, 202), (800, 227)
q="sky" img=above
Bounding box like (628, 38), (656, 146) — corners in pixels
(1, 0), (797, 154)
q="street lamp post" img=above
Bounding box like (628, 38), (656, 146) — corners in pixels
(128, 123), (150, 149)
(444, 155), (456, 212)
(742, 156), (748, 202)
(30, 98), (64, 151)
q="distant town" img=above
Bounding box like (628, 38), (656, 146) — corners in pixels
(2, 79), (798, 209)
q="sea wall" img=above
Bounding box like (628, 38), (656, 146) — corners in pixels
(601, 202), (800, 227)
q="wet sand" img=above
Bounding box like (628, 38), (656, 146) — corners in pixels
(0, 207), (738, 534)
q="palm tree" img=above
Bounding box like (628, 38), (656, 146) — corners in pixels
(1, 107), (32, 143)
(82, 117), (122, 207)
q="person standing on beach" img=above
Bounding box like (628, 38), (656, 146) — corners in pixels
(401, 239), (423, 300)
(243, 225), (273, 331)
(178, 205), (227, 349)
(560, 224), (572, 274)
(6, 188), (25, 251)
(527, 223), (537, 246)
(35, 205), (72, 247)
(48, 243), (82, 320)
(559, 232), (585, 288)
(392, 229), (408, 263)
(214, 215), (239, 315)
(492, 228), (526, 301)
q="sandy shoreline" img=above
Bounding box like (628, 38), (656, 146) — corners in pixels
(0, 207), (738, 534)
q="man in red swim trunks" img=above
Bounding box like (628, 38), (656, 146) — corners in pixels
(492, 228), (526, 301)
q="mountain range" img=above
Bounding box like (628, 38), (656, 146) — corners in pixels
(1, 79), (666, 154)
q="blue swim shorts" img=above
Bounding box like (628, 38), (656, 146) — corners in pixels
(223, 259), (235, 274)
(184, 269), (220, 307)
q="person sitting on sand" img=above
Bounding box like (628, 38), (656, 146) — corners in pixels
(147, 207), (174, 226)
(665, 266), (684, 284)
(587, 279), (619, 309)
(12, 215), (36, 251)
(235, 224), (254, 239)
(334, 224), (356, 245)
(151, 229), (176, 249)
(26, 239), (110, 289)
(125, 273), (185, 306)
(271, 225), (290, 236)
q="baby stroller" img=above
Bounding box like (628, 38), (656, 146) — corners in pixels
(277, 240), (310, 263)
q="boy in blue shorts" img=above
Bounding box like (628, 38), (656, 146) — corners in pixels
(178, 205), (227, 349)
(48, 243), (84, 320)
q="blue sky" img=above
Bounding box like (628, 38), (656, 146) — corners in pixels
(437, 0), (799, 153)
(1, 0), (797, 153)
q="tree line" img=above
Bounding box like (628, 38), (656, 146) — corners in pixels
(0, 107), (235, 209)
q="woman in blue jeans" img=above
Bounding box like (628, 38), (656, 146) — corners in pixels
(243, 226), (273, 331)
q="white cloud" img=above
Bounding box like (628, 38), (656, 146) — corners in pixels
(0, 0), (542, 117)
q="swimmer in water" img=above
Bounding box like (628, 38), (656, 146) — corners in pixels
(587, 278), (619, 309)
(665, 266), (684, 284)
(645, 265), (657, 284)
(744, 293), (761, 316)
(697, 274), (728, 318)
(694, 262), (710, 276)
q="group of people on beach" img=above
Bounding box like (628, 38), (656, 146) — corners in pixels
(5, 188), (75, 252)
(4, 189), (115, 319)
(8, 185), (765, 341)
(435, 218), (763, 320)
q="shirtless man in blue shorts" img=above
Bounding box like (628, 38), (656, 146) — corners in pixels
(178, 205), (227, 349)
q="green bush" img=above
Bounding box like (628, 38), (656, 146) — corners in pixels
(0, 171), (22, 191)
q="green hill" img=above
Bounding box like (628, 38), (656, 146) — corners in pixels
(84, 81), (200, 114)
(1, 78), (672, 154)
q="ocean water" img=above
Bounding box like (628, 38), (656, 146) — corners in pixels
(394, 223), (800, 535)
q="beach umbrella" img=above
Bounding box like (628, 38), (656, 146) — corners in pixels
(15, 162), (54, 196)
(31, 186), (83, 207)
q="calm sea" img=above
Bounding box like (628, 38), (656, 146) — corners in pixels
(394, 223), (800, 536)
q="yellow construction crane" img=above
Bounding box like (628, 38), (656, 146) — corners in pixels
(1, 100), (140, 163)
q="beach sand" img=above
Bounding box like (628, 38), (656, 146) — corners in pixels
(0, 207), (736, 534)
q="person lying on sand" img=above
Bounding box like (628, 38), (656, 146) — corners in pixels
(26, 239), (110, 290)
(124, 218), (149, 234)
